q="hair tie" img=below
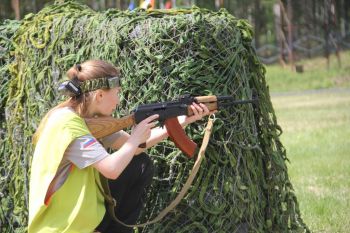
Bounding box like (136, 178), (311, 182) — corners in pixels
(76, 64), (82, 72)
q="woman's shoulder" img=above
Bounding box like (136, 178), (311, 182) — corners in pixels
(46, 107), (83, 127)
(51, 106), (75, 116)
(48, 107), (77, 121)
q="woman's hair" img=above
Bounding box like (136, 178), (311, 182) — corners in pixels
(33, 60), (120, 144)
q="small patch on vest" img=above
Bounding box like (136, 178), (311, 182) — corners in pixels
(82, 138), (97, 149)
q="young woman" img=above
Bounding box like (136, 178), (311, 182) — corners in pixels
(28, 60), (211, 233)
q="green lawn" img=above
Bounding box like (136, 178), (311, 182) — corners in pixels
(271, 90), (350, 233)
(266, 51), (350, 233)
(266, 51), (350, 93)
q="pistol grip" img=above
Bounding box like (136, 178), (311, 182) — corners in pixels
(165, 117), (197, 158)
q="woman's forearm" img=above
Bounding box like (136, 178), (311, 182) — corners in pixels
(143, 126), (169, 149)
(93, 138), (140, 179)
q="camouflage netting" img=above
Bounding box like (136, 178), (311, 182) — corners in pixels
(0, 2), (309, 232)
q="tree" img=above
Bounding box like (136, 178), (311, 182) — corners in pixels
(11, 0), (20, 20)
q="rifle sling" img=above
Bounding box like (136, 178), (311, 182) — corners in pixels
(96, 116), (214, 228)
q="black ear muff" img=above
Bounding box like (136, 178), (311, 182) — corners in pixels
(58, 80), (82, 97)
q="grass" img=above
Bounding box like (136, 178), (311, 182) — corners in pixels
(271, 91), (350, 233)
(265, 51), (350, 93)
(266, 51), (350, 233)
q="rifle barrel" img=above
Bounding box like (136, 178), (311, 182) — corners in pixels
(217, 96), (258, 108)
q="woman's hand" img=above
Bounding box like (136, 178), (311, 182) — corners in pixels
(178, 102), (216, 127)
(129, 114), (159, 146)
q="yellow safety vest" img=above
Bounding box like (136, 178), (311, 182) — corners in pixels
(28, 110), (105, 233)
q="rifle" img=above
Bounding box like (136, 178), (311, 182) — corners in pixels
(85, 95), (257, 158)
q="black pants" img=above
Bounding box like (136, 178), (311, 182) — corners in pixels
(96, 153), (154, 233)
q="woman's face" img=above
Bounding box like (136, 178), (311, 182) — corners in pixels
(94, 87), (121, 116)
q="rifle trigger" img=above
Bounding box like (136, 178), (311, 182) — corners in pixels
(158, 120), (166, 128)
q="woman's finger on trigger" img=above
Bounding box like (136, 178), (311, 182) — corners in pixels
(143, 114), (159, 124)
(148, 121), (158, 129)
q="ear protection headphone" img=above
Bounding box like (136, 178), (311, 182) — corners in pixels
(57, 77), (82, 97)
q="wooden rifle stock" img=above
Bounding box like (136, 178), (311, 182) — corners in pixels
(85, 114), (135, 139)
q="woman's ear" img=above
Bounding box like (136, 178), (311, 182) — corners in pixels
(94, 90), (104, 102)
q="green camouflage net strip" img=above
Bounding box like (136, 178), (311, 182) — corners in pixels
(0, 19), (22, 233)
(0, 2), (309, 233)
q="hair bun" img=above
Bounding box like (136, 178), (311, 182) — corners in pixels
(75, 64), (82, 72)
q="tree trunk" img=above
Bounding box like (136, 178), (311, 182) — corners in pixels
(254, 0), (261, 49)
(276, 2), (287, 66)
(324, 0), (331, 69)
(345, 0), (350, 33)
(11, 0), (20, 20)
(330, 0), (341, 67)
(287, 0), (294, 69)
